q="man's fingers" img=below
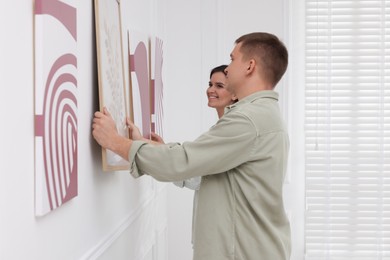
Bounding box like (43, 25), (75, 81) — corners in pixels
(150, 132), (164, 143)
(94, 111), (104, 118)
(103, 107), (111, 117)
(126, 117), (135, 127)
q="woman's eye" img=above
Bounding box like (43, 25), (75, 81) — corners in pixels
(208, 83), (213, 87)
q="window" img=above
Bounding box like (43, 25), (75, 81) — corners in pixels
(305, 0), (390, 259)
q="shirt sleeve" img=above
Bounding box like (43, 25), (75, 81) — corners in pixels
(128, 139), (148, 178)
(128, 111), (257, 182)
(173, 176), (202, 190)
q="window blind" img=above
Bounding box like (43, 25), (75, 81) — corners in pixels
(305, 0), (390, 259)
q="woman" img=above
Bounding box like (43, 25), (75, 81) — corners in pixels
(172, 64), (237, 189)
(207, 64), (238, 118)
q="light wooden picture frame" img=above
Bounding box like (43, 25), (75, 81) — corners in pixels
(94, 0), (129, 171)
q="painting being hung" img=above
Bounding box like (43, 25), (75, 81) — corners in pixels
(34, 0), (78, 216)
(94, 0), (130, 171)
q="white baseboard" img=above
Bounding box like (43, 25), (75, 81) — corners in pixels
(80, 194), (155, 260)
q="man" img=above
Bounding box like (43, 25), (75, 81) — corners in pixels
(93, 32), (291, 260)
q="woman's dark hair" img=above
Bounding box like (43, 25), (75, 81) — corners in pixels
(209, 65), (228, 79)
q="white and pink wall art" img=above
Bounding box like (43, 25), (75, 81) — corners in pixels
(34, 0), (78, 216)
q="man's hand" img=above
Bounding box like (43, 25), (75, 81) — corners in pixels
(92, 107), (131, 160)
(126, 117), (143, 141)
(126, 117), (165, 145)
(92, 107), (117, 150)
(151, 132), (165, 144)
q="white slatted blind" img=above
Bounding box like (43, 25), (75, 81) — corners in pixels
(305, 0), (390, 259)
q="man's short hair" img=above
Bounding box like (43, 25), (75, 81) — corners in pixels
(235, 32), (288, 88)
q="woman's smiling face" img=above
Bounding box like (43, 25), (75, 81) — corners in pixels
(206, 71), (235, 110)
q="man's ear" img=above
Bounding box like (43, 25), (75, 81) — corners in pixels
(246, 59), (256, 74)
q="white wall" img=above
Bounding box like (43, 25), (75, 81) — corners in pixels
(0, 1), (167, 259)
(0, 0), (303, 259)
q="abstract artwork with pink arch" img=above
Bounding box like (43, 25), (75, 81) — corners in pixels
(128, 30), (152, 139)
(34, 0), (78, 216)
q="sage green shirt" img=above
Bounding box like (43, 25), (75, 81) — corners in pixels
(129, 90), (291, 260)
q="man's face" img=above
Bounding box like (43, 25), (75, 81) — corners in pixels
(225, 43), (247, 94)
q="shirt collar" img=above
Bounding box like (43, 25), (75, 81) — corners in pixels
(225, 90), (279, 111)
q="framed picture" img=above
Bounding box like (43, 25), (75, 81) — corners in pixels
(94, 0), (129, 171)
(128, 30), (151, 139)
(34, 0), (78, 216)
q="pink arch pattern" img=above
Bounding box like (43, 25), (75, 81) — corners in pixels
(130, 42), (151, 138)
(34, 0), (77, 215)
